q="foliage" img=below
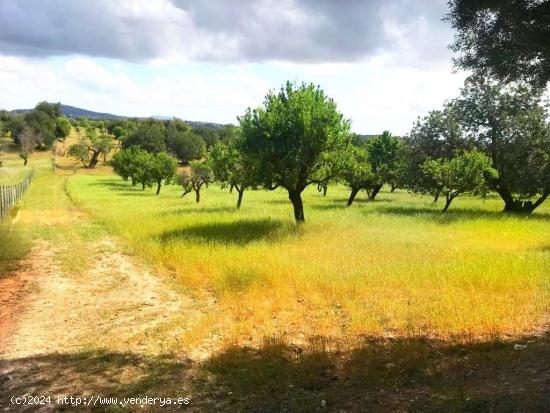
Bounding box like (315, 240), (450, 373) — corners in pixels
(106, 119), (138, 141)
(193, 126), (219, 147)
(124, 119), (167, 153)
(239, 81), (351, 222)
(23, 102), (67, 148)
(364, 131), (402, 200)
(448, 0), (550, 87)
(421, 150), (497, 212)
(148, 152), (178, 195)
(5, 115), (26, 144)
(166, 119), (205, 164)
(180, 161), (213, 203)
(68, 127), (114, 168)
(55, 117), (71, 140)
(402, 104), (470, 197)
(111, 147), (176, 194)
(338, 145), (376, 206)
(453, 76), (550, 213)
(209, 140), (255, 208)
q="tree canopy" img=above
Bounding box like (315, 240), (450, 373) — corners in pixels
(454, 76), (550, 213)
(239, 81), (351, 223)
(448, 0), (550, 87)
(421, 150), (497, 212)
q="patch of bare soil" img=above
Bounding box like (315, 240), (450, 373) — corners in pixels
(0, 234), (202, 411)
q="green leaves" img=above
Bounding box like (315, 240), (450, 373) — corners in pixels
(111, 147), (177, 194)
(421, 150), (497, 211)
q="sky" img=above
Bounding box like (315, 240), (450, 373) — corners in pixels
(0, 0), (467, 135)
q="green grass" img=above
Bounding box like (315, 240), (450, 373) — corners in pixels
(0, 223), (31, 276)
(0, 166), (31, 185)
(67, 174), (550, 347)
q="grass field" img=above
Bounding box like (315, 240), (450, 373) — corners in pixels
(67, 174), (550, 350)
(2, 152), (550, 410)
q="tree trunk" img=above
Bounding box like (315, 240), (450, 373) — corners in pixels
(323, 185), (327, 197)
(156, 181), (162, 195)
(88, 150), (100, 168)
(497, 186), (548, 214)
(195, 189), (200, 203)
(390, 184), (397, 192)
(229, 184), (234, 193)
(442, 196), (453, 212)
(23, 156), (28, 166)
(347, 188), (359, 206)
(433, 192), (440, 203)
(288, 190), (305, 223)
(368, 184), (383, 201)
(236, 188), (244, 209)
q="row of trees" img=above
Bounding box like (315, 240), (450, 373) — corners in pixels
(109, 78), (550, 223)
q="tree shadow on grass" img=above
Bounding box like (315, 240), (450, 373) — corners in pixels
(157, 206), (237, 217)
(159, 219), (288, 246)
(2, 333), (549, 412)
(368, 205), (550, 224)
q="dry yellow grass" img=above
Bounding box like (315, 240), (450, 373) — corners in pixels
(66, 173), (550, 351)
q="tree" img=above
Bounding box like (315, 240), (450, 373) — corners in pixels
(421, 150), (497, 212)
(402, 105), (470, 200)
(68, 127), (114, 168)
(209, 140), (255, 208)
(364, 131), (402, 200)
(5, 115), (26, 144)
(166, 119), (205, 164)
(19, 127), (40, 166)
(24, 102), (67, 148)
(239, 81), (351, 223)
(454, 76), (550, 213)
(149, 152), (177, 195)
(338, 146), (376, 206)
(110, 146), (145, 185)
(112, 147), (154, 189)
(193, 126), (219, 147)
(124, 119), (166, 153)
(55, 117), (71, 140)
(448, 0), (550, 88)
(180, 161), (213, 203)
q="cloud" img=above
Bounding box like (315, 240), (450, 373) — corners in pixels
(0, 0), (452, 64)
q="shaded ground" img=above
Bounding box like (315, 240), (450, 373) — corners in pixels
(1, 335), (550, 412)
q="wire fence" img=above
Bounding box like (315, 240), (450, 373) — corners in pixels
(0, 170), (34, 222)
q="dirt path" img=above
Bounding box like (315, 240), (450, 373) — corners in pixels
(0, 176), (202, 411)
(0, 237), (187, 359)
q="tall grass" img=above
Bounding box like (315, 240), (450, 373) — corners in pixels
(67, 174), (550, 348)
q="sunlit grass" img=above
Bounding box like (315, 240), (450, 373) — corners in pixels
(65, 173), (550, 349)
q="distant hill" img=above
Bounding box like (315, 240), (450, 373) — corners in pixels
(11, 104), (228, 128)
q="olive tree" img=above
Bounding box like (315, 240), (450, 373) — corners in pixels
(124, 119), (166, 153)
(448, 0), (550, 88)
(68, 127), (114, 168)
(454, 76), (550, 213)
(166, 119), (205, 164)
(421, 150), (497, 212)
(239, 81), (351, 223)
